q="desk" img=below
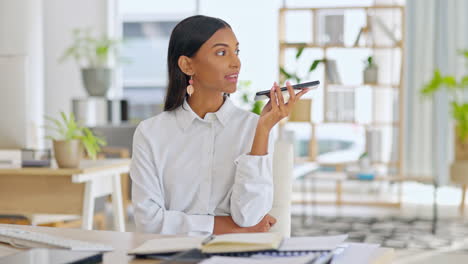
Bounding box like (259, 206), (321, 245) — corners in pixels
(0, 159), (130, 231)
(0, 224), (394, 264)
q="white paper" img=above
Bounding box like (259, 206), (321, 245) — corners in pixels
(279, 235), (348, 251)
(209, 232), (281, 245)
(200, 255), (318, 264)
(128, 236), (204, 254)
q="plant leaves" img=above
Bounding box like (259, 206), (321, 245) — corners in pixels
(295, 46), (305, 59)
(280, 67), (293, 80)
(421, 69), (442, 96)
(309, 59), (324, 72)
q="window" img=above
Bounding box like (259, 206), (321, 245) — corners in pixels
(121, 19), (179, 121)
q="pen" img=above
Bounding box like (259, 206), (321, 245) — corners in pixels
(201, 235), (215, 245)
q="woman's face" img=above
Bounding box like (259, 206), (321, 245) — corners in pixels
(190, 27), (241, 94)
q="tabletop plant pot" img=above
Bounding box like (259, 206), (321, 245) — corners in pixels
(455, 125), (468, 161)
(53, 139), (84, 168)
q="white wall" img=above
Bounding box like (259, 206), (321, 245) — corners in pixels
(43, 0), (110, 120)
(0, 0), (44, 148)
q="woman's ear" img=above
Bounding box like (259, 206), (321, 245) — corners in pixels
(178, 56), (194, 76)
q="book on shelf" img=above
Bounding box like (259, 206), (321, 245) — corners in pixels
(325, 59), (341, 84)
(353, 27), (365, 47)
(323, 14), (344, 45)
(353, 16), (400, 47)
(371, 16), (399, 46)
(326, 89), (355, 122)
(366, 128), (383, 163)
(128, 232), (347, 257)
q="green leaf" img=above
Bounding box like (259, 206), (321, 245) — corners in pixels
(441, 76), (457, 89)
(461, 75), (468, 88)
(309, 59), (324, 72)
(294, 75), (301, 83)
(242, 94), (249, 104)
(421, 69), (443, 96)
(280, 67), (293, 80)
(458, 49), (468, 59)
(252, 101), (265, 115)
(295, 46), (305, 59)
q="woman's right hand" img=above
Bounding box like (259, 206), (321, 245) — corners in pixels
(213, 214), (277, 235)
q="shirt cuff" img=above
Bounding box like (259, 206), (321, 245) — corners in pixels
(189, 214), (215, 235)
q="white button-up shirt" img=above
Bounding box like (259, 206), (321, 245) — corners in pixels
(130, 96), (274, 235)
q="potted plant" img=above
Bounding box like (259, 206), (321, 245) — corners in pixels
(363, 56), (378, 84)
(46, 112), (106, 168)
(60, 28), (122, 97)
(279, 45), (325, 84)
(421, 50), (468, 161)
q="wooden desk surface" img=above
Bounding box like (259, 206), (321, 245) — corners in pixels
(0, 159), (131, 176)
(0, 224), (395, 264)
(0, 224), (162, 264)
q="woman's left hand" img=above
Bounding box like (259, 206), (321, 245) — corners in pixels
(258, 81), (311, 131)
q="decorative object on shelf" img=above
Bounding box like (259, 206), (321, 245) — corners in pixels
(371, 16), (400, 46)
(365, 128), (383, 163)
(0, 150), (22, 168)
(326, 88), (355, 122)
(421, 50), (468, 161)
(319, 12), (344, 45)
(289, 99), (312, 122)
(72, 98), (129, 127)
(21, 149), (51, 167)
(325, 59), (341, 84)
(46, 112), (106, 168)
(60, 28), (124, 97)
(353, 26), (370, 47)
(288, 99), (317, 161)
(363, 56), (378, 84)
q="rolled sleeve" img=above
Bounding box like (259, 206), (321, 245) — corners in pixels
(230, 147), (274, 227)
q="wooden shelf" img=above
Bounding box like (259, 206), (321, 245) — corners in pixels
(280, 5), (404, 12)
(317, 120), (400, 127)
(327, 83), (401, 89)
(278, 4), (406, 209)
(280, 42), (402, 49)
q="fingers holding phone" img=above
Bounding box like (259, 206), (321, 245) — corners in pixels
(258, 81), (315, 130)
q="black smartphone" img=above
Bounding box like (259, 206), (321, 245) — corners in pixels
(254, 80), (320, 101)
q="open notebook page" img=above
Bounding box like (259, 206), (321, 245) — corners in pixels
(128, 236), (205, 254)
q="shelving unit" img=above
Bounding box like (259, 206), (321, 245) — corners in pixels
(279, 4), (405, 207)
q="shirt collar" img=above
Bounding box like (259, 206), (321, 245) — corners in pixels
(175, 96), (235, 132)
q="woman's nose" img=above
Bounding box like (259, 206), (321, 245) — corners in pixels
(230, 54), (241, 69)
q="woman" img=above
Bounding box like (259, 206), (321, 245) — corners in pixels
(130, 15), (311, 235)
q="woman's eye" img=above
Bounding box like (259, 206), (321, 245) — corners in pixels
(235, 49), (240, 55)
(216, 50), (226, 56)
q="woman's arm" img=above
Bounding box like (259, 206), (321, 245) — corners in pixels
(131, 125), (214, 235)
(229, 82), (311, 228)
(213, 214), (277, 234)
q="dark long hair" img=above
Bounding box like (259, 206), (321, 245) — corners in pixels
(164, 15), (231, 111)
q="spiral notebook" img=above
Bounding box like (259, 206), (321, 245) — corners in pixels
(128, 233), (347, 258)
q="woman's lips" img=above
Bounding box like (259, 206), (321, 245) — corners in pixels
(225, 73), (239, 83)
